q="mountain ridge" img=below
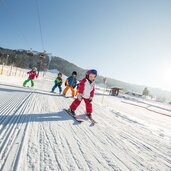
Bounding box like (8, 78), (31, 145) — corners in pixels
(0, 46), (171, 102)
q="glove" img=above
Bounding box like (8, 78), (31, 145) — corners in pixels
(77, 94), (83, 101)
(89, 97), (93, 102)
(56, 78), (60, 83)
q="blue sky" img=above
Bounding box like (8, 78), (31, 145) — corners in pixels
(0, 0), (171, 91)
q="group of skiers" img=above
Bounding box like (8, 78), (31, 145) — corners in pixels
(22, 68), (97, 121)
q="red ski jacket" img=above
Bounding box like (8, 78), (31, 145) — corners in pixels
(78, 78), (95, 99)
(27, 71), (38, 79)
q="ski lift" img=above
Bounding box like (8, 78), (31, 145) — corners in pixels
(39, 53), (46, 59)
(28, 52), (34, 57)
(27, 49), (34, 57)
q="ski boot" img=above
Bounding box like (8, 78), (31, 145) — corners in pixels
(86, 113), (97, 124)
(86, 113), (93, 120)
(68, 108), (76, 117)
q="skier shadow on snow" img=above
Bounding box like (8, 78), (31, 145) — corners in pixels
(0, 83), (25, 90)
(0, 87), (30, 93)
(0, 84), (59, 97)
(0, 111), (80, 126)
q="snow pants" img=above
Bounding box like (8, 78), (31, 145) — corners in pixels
(63, 86), (75, 97)
(70, 98), (92, 113)
(23, 78), (34, 87)
(52, 80), (62, 93)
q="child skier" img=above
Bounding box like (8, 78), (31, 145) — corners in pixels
(63, 71), (77, 97)
(23, 67), (38, 87)
(51, 72), (63, 94)
(67, 69), (97, 121)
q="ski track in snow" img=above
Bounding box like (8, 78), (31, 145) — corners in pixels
(0, 77), (171, 171)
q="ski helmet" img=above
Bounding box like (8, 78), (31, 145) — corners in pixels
(86, 69), (97, 77)
(32, 67), (37, 71)
(72, 71), (77, 76)
(58, 72), (62, 76)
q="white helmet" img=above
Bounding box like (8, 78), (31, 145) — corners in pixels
(32, 67), (37, 71)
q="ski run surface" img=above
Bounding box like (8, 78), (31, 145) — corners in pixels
(0, 71), (171, 171)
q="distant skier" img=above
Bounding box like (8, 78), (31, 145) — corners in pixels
(63, 71), (77, 97)
(23, 67), (39, 87)
(51, 72), (63, 94)
(67, 69), (97, 121)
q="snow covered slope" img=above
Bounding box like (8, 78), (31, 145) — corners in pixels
(0, 72), (171, 171)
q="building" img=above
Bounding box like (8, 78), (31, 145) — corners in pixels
(110, 87), (123, 96)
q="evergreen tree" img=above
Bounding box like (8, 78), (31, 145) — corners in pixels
(142, 87), (149, 96)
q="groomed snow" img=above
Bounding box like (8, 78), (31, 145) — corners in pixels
(0, 70), (171, 171)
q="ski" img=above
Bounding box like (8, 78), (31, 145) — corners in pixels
(87, 115), (97, 125)
(89, 119), (97, 125)
(63, 109), (83, 123)
(50, 91), (56, 93)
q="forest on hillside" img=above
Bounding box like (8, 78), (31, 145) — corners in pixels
(0, 47), (171, 103)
